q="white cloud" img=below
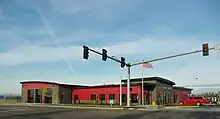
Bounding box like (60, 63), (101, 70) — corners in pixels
(151, 59), (220, 86)
(0, 8), (16, 21)
(0, 36), (219, 66)
(49, 0), (142, 22)
(50, 0), (101, 14)
(0, 45), (82, 66)
(0, 74), (121, 94)
(2, 54), (220, 95)
(0, 9), (6, 20)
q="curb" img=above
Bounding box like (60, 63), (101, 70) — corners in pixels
(164, 106), (200, 109)
(0, 104), (124, 110)
(0, 103), (162, 111)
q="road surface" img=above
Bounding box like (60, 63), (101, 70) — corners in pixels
(0, 105), (220, 119)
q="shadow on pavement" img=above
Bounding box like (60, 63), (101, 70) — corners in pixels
(0, 109), (76, 119)
(189, 111), (220, 119)
(103, 110), (162, 119)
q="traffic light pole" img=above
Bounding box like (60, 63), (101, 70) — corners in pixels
(130, 47), (215, 66)
(83, 44), (219, 108)
(126, 46), (216, 107)
(127, 64), (131, 107)
(83, 45), (131, 107)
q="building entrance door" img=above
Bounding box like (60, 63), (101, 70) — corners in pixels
(35, 89), (42, 103)
(145, 91), (153, 105)
(27, 89), (34, 103)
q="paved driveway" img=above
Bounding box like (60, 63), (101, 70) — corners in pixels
(0, 105), (220, 119)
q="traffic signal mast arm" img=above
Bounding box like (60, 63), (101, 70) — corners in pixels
(130, 47), (215, 67)
(84, 45), (129, 66)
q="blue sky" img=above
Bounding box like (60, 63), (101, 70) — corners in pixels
(0, 0), (220, 94)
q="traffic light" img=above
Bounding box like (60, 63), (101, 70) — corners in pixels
(121, 57), (126, 68)
(83, 45), (89, 59)
(102, 49), (107, 61)
(202, 43), (209, 56)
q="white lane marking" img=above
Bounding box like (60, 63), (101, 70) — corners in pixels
(0, 108), (31, 113)
(0, 107), (45, 117)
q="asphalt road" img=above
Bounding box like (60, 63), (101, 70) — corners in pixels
(0, 105), (220, 119)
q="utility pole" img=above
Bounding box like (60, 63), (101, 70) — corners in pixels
(119, 78), (122, 106)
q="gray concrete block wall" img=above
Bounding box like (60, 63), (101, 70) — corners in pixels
(21, 88), (27, 103)
(59, 86), (72, 104)
(52, 85), (60, 104)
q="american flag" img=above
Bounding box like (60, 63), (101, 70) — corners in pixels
(142, 62), (153, 68)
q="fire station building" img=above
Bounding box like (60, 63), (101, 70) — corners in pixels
(20, 77), (192, 105)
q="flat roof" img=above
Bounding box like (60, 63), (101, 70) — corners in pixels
(20, 76), (176, 88)
(173, 86), (193, 91)
(121, 77), (175, 85)
(20, 81), (88, 87)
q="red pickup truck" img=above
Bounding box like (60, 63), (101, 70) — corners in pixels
(179, 96), (211, 106)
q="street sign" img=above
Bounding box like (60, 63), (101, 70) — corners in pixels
(43, 88), (47, 94)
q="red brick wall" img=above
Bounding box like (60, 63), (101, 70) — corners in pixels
(21, 82), (58, 103)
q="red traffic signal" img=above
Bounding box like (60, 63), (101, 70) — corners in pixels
(202, 43), (209, 56)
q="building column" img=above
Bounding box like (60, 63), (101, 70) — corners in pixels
(52, 86), (59, 104)
(42, 89), (45, 103)
(33, 89), (36, 103)
(22, 88), (27, 103)
(151, 85), (158, 106)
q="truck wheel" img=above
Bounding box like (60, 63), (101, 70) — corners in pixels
(180, 102), (183, 105)
(196, 102), (200, 106)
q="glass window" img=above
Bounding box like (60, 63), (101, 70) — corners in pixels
(195, 97), (204, 100)
(74, 95), (78, 100)
(37, 89), (42, 95)
(122, 94), (127, 103)
(109, 94), (115, 100)
(131, 93), (138, 103)
(91, 94), (96, 100)
(46, 88), (53, 95)
(29, 89), (35, 96)
(99, 94), (105, 100)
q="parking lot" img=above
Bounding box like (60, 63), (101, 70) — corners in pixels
(0, 105), (220, 119)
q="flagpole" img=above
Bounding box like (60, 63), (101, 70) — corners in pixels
(141, 60), (144, 105)
(119, 66), (123, 106)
